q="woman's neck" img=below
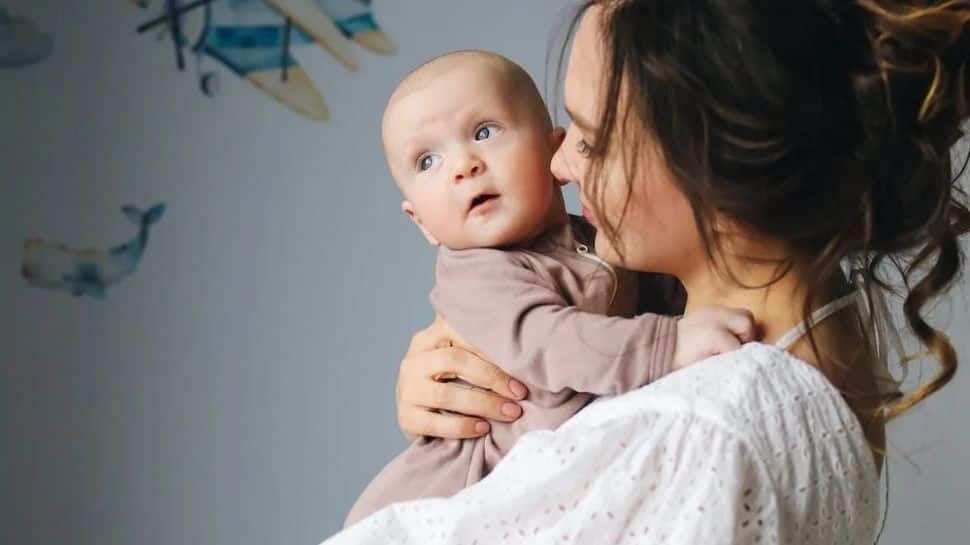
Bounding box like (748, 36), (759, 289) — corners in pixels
(681, 256), (843, 347)
(679, 242), (885, 473)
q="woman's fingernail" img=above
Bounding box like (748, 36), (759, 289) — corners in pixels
(509, 379), (527, 398)
(475, 421), (490, 434)
(502, 402), (521, 417)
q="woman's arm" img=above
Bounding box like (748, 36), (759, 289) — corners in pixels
(329, 392), (783, 544)
(395, 314), (529, 441)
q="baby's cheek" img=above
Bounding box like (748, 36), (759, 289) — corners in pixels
(519, 147), (556, 185)
(419, 194), (452, 228)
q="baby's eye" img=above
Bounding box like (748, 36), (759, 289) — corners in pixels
(418, 154), (441, 172)
(474, 123), (501, 141)
(576, 139), (593, 158)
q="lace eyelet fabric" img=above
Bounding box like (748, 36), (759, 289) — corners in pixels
(324, 343), (881, 545)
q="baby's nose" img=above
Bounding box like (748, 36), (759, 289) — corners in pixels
(454, 157), (485, 181)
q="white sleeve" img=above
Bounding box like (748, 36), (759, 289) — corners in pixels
(324, 408), (783, 545)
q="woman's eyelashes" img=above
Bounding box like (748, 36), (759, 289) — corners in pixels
(566, 124), (594, 159)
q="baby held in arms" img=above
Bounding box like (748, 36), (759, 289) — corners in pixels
(344, 50), (756, 527)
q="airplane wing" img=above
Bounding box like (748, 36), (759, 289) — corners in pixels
(316, 0), (395, 55)
(127, 0), (397, 121)
(263, 0), (358, 70)
(199, 4), (330, 121)
(130, 0), (330, 121)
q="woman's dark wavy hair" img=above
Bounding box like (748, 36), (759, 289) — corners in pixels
(560, 0), (970, 428)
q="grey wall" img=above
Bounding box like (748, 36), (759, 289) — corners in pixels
(1, 2), (967, 544)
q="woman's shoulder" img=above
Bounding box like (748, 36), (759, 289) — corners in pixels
(579, 343), (840, 423)
(566, 343), (882, 541)
(655, 342), (851, 425)
(574, 342), (880, 484)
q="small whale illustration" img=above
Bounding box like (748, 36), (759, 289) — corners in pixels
(20, 203), (166, 299)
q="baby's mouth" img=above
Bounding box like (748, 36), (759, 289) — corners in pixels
(469, 193), (500, 212)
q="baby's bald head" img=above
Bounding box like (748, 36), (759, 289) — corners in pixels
(378, 50), (566, 250)
(382, 50), (552, 161)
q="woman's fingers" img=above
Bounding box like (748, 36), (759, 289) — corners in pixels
(424, 380), (523, 422)
(419, 316), (528, 400)
(396, 315), (528, 441)
(426, 346), (528, 402)
(399, 405), (491, 440)
(398, 349), (524, 422)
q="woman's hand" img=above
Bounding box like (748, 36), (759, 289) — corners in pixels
(396, 314), (529, 441)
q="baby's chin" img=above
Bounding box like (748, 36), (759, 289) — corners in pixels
(443, 230), (520, 251)
(448, 214), (549, 250)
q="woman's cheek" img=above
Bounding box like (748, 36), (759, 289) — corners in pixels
(598, 162), (631, 223)
(594, 229), (623, 266)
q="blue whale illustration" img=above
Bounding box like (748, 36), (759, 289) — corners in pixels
(20, 203), (166, 299)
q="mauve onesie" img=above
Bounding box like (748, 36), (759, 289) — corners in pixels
(344, 215), (678, 527)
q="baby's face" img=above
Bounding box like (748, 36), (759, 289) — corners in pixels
(383, 64), (561, 249)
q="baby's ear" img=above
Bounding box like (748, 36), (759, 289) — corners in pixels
(549, 127), (566, 151)
(401, 201), (440, 246)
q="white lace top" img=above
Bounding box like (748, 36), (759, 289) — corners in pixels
(323, 295), (883, 545)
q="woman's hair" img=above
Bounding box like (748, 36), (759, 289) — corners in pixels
(562, 0), (970, 425)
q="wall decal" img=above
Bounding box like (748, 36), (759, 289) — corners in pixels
(21, 203), (167, 299)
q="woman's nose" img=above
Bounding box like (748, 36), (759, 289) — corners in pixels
(550, 148), (572, 186)
(454, 155), (485, 182)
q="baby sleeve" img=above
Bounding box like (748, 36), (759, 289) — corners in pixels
(429, 246), (678, 395)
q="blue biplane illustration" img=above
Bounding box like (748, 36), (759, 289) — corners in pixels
(128, 0), (396, 121)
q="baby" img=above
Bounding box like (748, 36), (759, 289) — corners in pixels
(344, 50), (753, 527)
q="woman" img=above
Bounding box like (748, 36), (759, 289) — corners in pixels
(328, 1), (970, 543)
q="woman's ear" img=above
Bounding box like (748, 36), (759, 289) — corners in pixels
(401, 201), (440, 246)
